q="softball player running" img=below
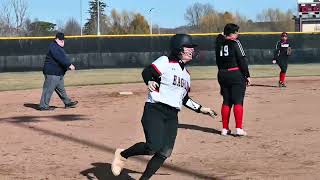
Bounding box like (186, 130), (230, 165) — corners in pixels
(111, 34), (217, 179)
(272, 32), (292, 87)
(215, 23), (251, 136)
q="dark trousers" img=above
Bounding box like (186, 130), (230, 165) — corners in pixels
(121, 102), (178, 179)
(218, 70), (246, 106)
(141, 102), (178, 157)
(277, 56), (288, 73)
(39, 75), (71, 108)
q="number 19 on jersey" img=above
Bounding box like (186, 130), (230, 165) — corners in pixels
(220, 45), (229, 56)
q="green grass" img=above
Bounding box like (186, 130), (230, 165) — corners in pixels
(0, 64), (320, 91)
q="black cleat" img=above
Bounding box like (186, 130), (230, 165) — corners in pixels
(278, 81), (287, 88)
(65, 101), (78, 108)
(39, 106), (55, 111)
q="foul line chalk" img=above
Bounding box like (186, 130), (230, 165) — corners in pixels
(118, 91), (133, 95)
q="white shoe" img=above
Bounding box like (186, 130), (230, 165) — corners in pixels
(111, 148), (126, 176)
(236, 128), (247, 136)
(221, 128), (231, 136)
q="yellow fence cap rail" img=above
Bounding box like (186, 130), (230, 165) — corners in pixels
(1, 32), (320, 40)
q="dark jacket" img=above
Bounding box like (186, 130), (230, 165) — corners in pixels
(43, 41), (71, 76)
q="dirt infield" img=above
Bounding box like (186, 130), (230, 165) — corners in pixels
(0, 76), (319, 180)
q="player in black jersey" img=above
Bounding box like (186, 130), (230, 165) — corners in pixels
(272, 32), (291, 87)
(215, 23), (251, 136)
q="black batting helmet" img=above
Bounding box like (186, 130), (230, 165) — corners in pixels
(170, 34), (197, 51)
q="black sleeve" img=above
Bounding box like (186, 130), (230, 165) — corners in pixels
(141, 65), (161, 85)
(273, 41), (281, 59)
(234, 40), (250, 78)
(215, 46), (222, 68)
(182, 93), (202, 113)
(215, 34), (225, 69)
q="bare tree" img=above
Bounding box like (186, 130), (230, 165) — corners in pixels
(234, 12), (248, 30)
(55, 19), (65, 32)
(256, 8), (295, 31)
(64, 18), (81, 35)
(222, 12), (234, 24)
(109, 9), (136, 34)
(184, 2), (215, 30)
(0, 0), (11, 25)
(0, 0), (13, 35)
(0, 0), (29, 36)
(153, 24), (161, 34)
(11, 0), (28, 31)
(199, 12), (220, 33)
(121, 10), (133, 33)
(110, 9), (122, 34)
(23, 17), (31, 35)
(129, 13), (149, 34)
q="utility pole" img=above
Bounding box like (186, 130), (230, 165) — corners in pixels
(80, 0), (83, 35)
(149, 8), (155, 34)
(97, 0), (101, 35)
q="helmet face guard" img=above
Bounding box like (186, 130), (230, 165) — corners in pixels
(191, 47), (200, 59)
(186, 46), (199, 60)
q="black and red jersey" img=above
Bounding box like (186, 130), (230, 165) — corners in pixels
(274, 40), (291, 59)
(215, 34), (250, 78)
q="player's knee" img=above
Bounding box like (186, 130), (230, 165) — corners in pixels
(234, 101), (244, 105)
(234, 102), (244, 107)
(145, 143), (162, 155)
(223, 99), (232, 106)
(280, 66), (287, 73)
(280, 67), (287, 73)
(233, 99), (244, 105)
(146, 144), (173, 158)
(158, 148), (173, 158)
(231, 94), (245, 105)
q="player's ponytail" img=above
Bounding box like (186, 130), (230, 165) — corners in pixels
(216, 34), (226, 47)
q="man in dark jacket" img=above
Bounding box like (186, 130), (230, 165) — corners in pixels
(39, 32), (78, 111)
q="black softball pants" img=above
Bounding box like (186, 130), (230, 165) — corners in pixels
(277, 56), (288, 73)
(218, 70), (246, 106)
(121, 102), (178, 179)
